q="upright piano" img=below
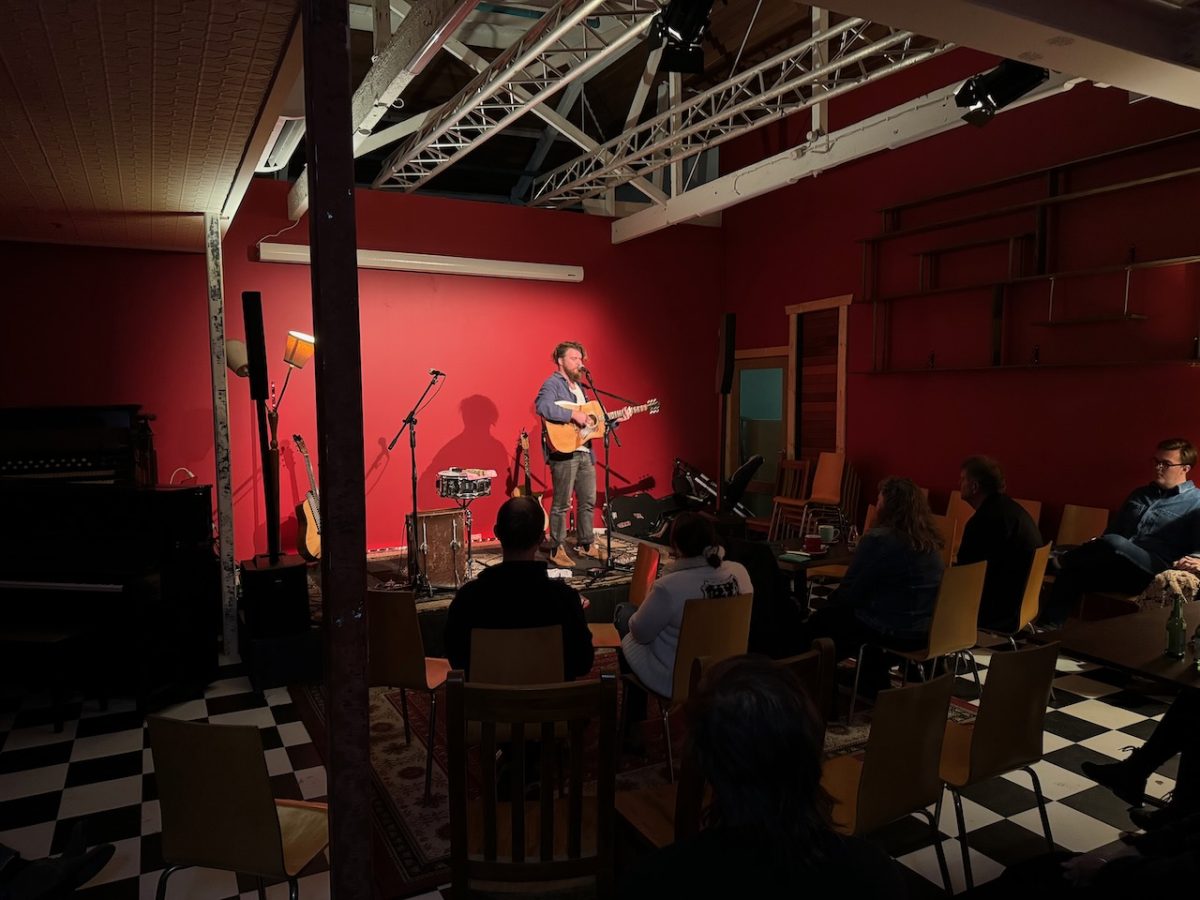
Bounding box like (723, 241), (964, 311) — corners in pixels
(0, 405), (219, 708)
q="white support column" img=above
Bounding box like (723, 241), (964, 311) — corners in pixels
(204, 213), (237, 655)
(810, 7), (829, 143)
(668, 72), (682, 196)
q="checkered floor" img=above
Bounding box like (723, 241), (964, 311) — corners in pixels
(0, 650), (1182, 898)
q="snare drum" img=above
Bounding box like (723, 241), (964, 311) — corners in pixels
(436, 468), (492, 499)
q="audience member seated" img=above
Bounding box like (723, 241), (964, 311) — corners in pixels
(618, 655), (904, 898)
(444, 496), (594, 680)
(1081, 688), (1200, 831)
(1040, 438), (1200, 628)
(615, 513), (752, 748)
(955, 455), (1043, 631)
(799, 476), (945, 695)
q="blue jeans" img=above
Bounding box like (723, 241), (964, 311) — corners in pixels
(548, 452), (595, 549)
(1042, 534), (1160, 625)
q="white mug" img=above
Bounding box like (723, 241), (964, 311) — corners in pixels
(818, 524), (841, 543)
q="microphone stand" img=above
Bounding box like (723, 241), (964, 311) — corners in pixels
(581, 369), (632, 574)
(388, 372), (442, 596)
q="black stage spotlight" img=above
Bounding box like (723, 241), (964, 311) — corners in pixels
(653, 0), (715, 74)
(954, 60), (1049, 127)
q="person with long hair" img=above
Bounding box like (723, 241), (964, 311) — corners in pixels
(616, 512), (752, 750)
(802, 476), (945, 695)
(619, 655), (903, 896)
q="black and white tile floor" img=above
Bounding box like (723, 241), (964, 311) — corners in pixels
(0, 649), (1182, 898)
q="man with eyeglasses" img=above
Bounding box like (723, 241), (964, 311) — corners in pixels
(1040, 438), (1200, 629)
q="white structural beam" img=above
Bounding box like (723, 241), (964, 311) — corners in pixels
(611, 71), (1081, 244)
(531, 18), (948, 208)
(373, 0), (661, 192)
(288, 0), (474, 221)
(820, 0), (1200, 109)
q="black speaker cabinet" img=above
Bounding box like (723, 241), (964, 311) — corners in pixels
(607, 493), (667, 540)
(716, 312), (736, 395)
(239, 554), (310, 643)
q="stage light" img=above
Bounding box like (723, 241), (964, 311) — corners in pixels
(954, 60), (1049, 127)
(653, 0), (714, 74)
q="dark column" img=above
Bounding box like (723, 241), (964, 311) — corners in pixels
(300, 1), (370, 897)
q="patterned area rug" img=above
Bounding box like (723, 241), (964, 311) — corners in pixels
(293, 656), (980, 898)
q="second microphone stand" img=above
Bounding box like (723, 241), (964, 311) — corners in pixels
(582, 368), (634, 574)
(388, 371), (442, 597)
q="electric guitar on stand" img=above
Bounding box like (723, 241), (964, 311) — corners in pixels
(293, 434), (321, 561)
(511, 429), (551, 533)
(543, 399), (661, 454)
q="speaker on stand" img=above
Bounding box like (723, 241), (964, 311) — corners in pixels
(715, 313), (736, 515)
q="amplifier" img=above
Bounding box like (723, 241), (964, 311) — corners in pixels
(607, 493), (667, 540)
(406, 508), (468, 589)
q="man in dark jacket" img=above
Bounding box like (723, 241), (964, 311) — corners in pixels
(955, 455), (1043, 632)
(444, 496), (594, 679)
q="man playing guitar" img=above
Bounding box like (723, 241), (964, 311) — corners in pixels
(535, 341), (630, 568)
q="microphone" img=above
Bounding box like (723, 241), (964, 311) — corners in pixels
(579, 365), (591, 375)
(429, 368), (445, 378)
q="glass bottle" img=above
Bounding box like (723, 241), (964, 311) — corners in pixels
(1166, 595), (1188, 660)
(847, 524), (860, 551)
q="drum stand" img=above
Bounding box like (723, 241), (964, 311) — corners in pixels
(450, 497), (478, 581)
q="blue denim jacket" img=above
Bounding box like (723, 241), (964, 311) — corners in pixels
(1108, 480), (1200, 566)
(831, 527), (944, 641)
(535, 372), (594, 462)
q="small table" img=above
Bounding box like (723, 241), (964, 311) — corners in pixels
(773, 539), (854, 572)
(1040, 605), (1200, 690)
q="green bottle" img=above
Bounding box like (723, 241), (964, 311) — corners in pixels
(1166, 595), (1188, 660)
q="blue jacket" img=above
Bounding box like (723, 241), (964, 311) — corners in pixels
(1109, 480), (1200, 568)
(831, 527), (944, 640)
(535, 372), (594, 462)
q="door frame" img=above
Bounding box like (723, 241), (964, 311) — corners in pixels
(785, 293), (852, 455)
(725, 346), (789, 482)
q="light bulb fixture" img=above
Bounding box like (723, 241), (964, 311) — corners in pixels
(284, 330), (315, 369)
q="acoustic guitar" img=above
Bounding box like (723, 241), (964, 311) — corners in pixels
(543, 399), (660, 455)
(511, 429), (551, 533)
(293, 434), (321, 561)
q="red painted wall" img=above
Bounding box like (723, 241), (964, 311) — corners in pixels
(721, 48), (1200, 536)
(1, 180), (725, 559)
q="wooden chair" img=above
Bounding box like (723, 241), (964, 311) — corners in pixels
(589, 543), (660, 649)
(1014, 497), (1043, 525)
(622, 594), (752, 782)
(931, 513), (957, 569)
(940, 642), (1060, 890)
(978, 543), (1053, 648)
(471, 626), (564, 684)
(445, 671), (618, 899)
(746, 458), (810, 535)
(148, 716), (329, 900)
(821, 676), (954, 893)
(945, 489), (974, 562)
(848, 561), (987, 723)
(367, 590), (451, 804)
(780, 637), (838, 744)
(1057, 503), (1109, 547)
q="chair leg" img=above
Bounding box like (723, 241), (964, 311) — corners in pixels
(951, 788), (974, 891)
(424, 690), (437, 804)
(658, 698), (674, 783)
(916, 804), (952, 895)
(288, 876), (299, 900)
(156, 865), (185, 900)
(256, 877), (267, 900)
(1024, 765), (1055, 851)
(400, 687), (412, 744)
(965, 650), (981, 697)
(847, 643), (869, 724)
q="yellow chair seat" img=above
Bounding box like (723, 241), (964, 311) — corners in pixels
(276, 800), (330, 876)
(425, 657), (452, 690)
(819, 755), (863, 835)
(807, 564), (848, 580)
(938, 720), (975, 787)
(588, 622), (621, 649)
(614, 785), (678, 850)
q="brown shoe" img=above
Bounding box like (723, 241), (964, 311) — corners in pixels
(577, 543), (608, 562)
(550, 547), (575, 568)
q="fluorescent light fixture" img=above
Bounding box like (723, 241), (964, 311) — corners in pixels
(257, 242), (584, 283)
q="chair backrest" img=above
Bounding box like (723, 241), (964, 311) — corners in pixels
(367, 589), (427, 689)
(470, 626), (564, 684)
(445, 672), (617, 898)
(779, 637), (837, 743)
(930, 514), (957, 569)
(854, 675), (954, 835)
(668, 594), (753, 705)
(767, 496), (808, 542)
(777, 458), (811, 500)
(968, 642), (1060, 780)
(809, 452), (845, 504)
(925, 561), (987, 658)
(945, 490), (974, 561)
(1057, 504), (1109, 546)
(627, 543), (662, 607)
(1015, 543), (1053, 632)
(1014, 497), (1042, 525)
(863, 503), (878, 532)
(148, 716), (287, 877)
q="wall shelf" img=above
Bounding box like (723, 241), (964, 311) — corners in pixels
(857, 358), (1200, 376)
(1031, 314), (1149, 327)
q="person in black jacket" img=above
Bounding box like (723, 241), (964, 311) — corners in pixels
(955, 455), (1043, 632)
(619, 655), (905, 898)
(444, 496), (594, 679)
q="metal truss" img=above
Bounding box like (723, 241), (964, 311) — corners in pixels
(530, 18), (949, 208)
(372, 0), (660, 191)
